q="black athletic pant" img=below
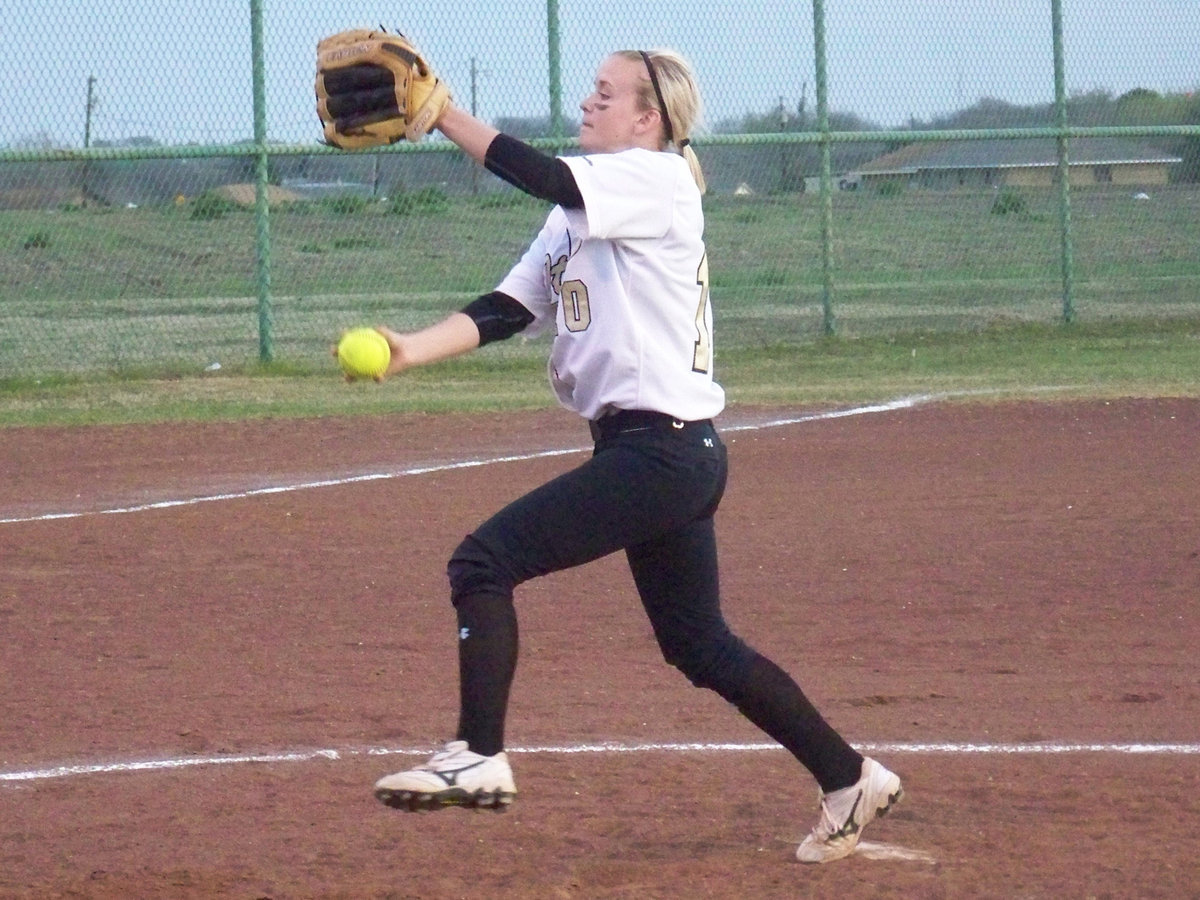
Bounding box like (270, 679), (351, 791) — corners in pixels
(446, 411), (864, 792)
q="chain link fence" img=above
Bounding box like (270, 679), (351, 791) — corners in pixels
(2, 1), (1198, 379)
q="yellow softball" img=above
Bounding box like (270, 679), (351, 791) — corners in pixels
(337, 327), (391, 380)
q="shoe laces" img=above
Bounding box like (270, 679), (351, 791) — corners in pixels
(422, 740), (473, 770)
(811, 784), (863, 841)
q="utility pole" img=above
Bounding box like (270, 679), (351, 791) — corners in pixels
(84, 75), (97, 147)
(82, 75), (98, 206)
(470, 57), (480, 116)
(546, 0), (563, 140)
(778, 95), (790, 192)
(469, 57), (484, 195)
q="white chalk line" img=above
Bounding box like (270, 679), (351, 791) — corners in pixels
(0, 386), (1117, 871)
(0, 394), (942, 526)
(0, 447), (585, 525)
(3, 739), (1198, 785)
(10, 735), (1180, 868)
(4, 388), (1086, 526)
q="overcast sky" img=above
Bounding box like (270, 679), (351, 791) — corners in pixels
(5, 0), (1198, 148)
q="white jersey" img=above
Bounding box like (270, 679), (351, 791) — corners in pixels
(496, 147), (725, 422)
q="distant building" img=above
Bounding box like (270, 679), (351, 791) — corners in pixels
(853, 138), (1181, 190)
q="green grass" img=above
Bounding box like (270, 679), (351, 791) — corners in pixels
(1, 318), (1196, 427)
(720, 318), (1200, 406)
(1, 186), (1197, 426)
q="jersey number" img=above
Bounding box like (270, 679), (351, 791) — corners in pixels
(692, 254), (713, 374)
(561, 279), (591, 333)
(556, 257), (712, 375)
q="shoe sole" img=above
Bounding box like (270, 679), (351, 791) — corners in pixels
(875, 784), (904, 819)
(374, 787), (515, 812)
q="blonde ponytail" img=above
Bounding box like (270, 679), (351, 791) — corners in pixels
(677, 139), (707, 195)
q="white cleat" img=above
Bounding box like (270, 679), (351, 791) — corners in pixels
(796, 757), (903, 863)
(374, 740), (516, 812)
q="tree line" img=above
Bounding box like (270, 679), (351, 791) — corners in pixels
(713, 86), (1200, 183)
(3, 86), (1196, 207)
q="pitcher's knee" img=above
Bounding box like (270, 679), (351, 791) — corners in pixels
(665, 632), (755, 693)
(447, 535), (515, 607)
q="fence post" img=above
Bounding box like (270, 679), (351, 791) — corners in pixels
(249, 0), (274, 361)
(812, 0), (836, 335)
(1050, 0), (1076, 324)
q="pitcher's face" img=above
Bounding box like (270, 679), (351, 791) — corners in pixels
(578, 54), (659, 153)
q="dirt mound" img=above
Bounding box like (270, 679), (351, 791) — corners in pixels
(213, 182), (306, 206)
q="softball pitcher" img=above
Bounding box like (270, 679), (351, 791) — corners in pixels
(317, 38), (902, 864)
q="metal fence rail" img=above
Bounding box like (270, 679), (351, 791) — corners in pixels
(2, 0), (1197, 378)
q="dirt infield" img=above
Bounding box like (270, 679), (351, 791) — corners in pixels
(1, 398), (1198, 898)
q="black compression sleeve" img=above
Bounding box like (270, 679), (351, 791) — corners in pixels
(484, 133), (584, 208)
(461, 291), (536, 346)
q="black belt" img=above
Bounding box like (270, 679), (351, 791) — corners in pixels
(588, 409), (712, 441)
